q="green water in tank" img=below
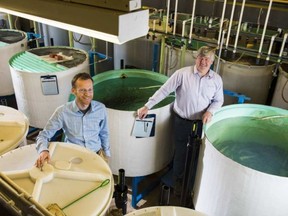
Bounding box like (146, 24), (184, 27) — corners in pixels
(93, 77), (174, 111)
(206, 116), (288, 177)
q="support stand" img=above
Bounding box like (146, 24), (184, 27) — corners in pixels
(180, 120), (203, 208)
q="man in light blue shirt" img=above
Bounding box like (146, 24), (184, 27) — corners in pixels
(35, 73), (110, 168)
(137, 46), (224, 200)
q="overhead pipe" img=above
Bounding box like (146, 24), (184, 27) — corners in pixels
(215, 30), (226, 74)
(265, 33), (278, 63)
(225, 0), (237, 50)
(188, 0), (197, 43)
(172, 0), (179, 36)
(273, 33), (288, 76)
(278, 33), (288, 63)
(165, 0), (171, 34)
(181, 18), (192, 38)
(217, 0), (227, 47)
(233, 0), (246, 55)
(257, 0), (273, 60)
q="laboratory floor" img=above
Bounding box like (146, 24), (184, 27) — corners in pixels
(106, 173), (184, 216)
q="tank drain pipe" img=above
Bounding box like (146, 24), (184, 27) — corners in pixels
(265, 33), (278, 63)
(215, 30), (226, 74)
(233, 0), (246, 57)
(188, 0), (197, 44)
(217, 0), (227, 47)
(225, 0), (237, 50)
(257, 0), (273, 61)
(114, 169), (128, 215)
(159, 184), (170, 206)
(172, 0), (179, 36)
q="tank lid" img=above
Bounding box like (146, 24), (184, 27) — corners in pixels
(10, 51), (67, 72)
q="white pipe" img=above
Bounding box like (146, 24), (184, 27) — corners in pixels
(233, 0), (246, 54)
(188, 0), (197, 42)
(217, 0), (227, 47)
(225, 0), (237, 49)
(153, 19), (156, 32)
(182, 18), (192, 37)
(278, 33), (288, 62)
(165, 0), (171, 34)
(173, 0), (179, 35)
(216, 30), (226, 74)
(266, 33), (277, 62)
(257, 0), (273, 59)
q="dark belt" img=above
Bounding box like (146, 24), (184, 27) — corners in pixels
(174, 111), (193, 122)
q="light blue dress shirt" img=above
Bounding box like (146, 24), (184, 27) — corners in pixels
(36, 100), (110, 156)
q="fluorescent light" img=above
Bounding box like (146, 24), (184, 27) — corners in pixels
(0, 0), (149, 44)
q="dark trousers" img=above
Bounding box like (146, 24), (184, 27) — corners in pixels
(172, 113), (194, 185)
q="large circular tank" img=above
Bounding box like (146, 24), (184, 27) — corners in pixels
(217, 50), (275, 105)
(0, 29), (27, 96)
(0, 142), (114, 216)
(271, 64), (288, 109)
(194, 104), (288, 216)
(164, 39), (207, 76)
(91, 69), (174, 177)
(125, 206), (207, 216)
(0, 105), (29, 155)
(9, 46), (89, 128)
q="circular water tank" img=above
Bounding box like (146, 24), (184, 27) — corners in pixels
(125, 206), (207, 216)
(92, 69), (174, 177)
(164, 44), (197, 77)
(271, 64), (288, 109)
(194, 104), (288, 216)
(0, 142), (114, 216)
(0, 29), (27, 96)
(217, 50), (275, 105)
(0, 105), (29, 155)
(10, 46), (89, 128)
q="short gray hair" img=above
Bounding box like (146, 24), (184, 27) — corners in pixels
(197, 46), (215, 62)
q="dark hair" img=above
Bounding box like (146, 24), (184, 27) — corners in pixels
(71, 72), (93, 88)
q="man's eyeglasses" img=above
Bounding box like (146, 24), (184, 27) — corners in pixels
(77, 88), (93, 94)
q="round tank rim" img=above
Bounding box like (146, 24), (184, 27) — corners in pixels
(216, 55), (276, 67)
(205, 104), (288, 131)
(92, 69), (169, 84)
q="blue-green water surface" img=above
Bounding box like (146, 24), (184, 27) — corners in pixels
(206, 116), (288, 177)
(93, 77), (174, 111)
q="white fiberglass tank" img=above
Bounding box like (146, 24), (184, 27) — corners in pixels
(9, 46), (89, 128)
(125, 206), (207, 216)
(194, 104), (288, 216)
(0, 105), (29, 155)
(271, 64), (288, 109)
(89, 69), (175, 177)
(0, 29), (27, 96)
(0, 142), (114, 216)
(216, 50), (275, 105)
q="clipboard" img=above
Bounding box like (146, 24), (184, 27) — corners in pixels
(132, 114), (156, 138)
